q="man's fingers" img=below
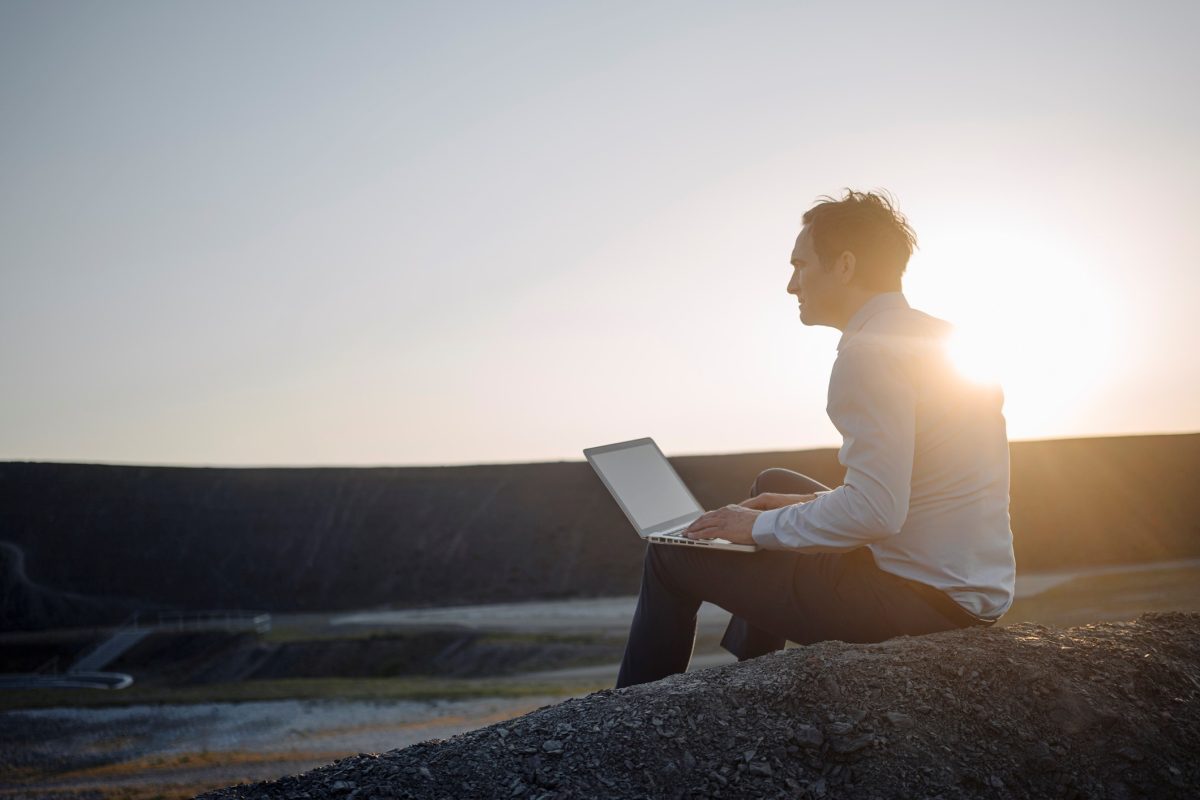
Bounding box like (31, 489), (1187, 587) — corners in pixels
(687, 505), (749, 532)
(684, 516), (721, 537)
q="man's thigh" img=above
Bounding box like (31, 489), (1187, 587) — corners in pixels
(649, 543), (960, 646)
(647, 543), (846, 641)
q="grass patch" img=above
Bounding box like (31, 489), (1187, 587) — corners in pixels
(43, 748), (344, 780)
(259, 625), (421, 644)
(4, 754), (337, 800)
(14, 784), (225, 800)
(1001, 565), (1200, 628)
(259, 625), (623, 648)
(0, 675), (609, 712)
(476, 631), (623, 646)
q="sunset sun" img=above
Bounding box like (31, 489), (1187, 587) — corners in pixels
(912, 224), (1122, 437)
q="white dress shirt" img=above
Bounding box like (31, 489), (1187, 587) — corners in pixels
(751, 292), (1016, 620)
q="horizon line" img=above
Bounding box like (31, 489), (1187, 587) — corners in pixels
(2, 429), (1198, 471)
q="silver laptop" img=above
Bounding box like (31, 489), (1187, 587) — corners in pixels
(584, 437), (757, 553)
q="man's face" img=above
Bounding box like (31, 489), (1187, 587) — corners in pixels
(787, 227), (842, 327)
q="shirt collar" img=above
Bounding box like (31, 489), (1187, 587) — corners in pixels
(837, 292), (910, 351)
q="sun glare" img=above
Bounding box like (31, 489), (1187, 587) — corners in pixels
(946, 327), (1006, 385)
(908, 222), (1123, 438)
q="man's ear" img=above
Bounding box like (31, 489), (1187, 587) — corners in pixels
(835, 250), (857, 285)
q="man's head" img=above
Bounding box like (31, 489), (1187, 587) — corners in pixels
(788, 189), (918, 329)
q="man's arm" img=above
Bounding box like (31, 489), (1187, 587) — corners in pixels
(751, 343), (918, 551)
(681, 492), (824, 545)
(739, 492), (822, 511)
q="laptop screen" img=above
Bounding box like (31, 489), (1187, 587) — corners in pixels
(587, 441), (701, 531)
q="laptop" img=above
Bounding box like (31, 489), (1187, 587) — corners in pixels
(584, 437), (758, 553)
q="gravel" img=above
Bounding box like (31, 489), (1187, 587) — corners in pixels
(199, 612), (1200, 799)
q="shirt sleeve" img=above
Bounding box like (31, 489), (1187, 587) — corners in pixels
(752, 342), (917, 551)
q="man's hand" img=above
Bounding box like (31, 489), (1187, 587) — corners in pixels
(683, 504), (762, 546)
(737, 492), (820, 511)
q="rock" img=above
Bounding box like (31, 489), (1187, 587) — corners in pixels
(792, 724), (824, 747)
(1116, 746), (1144, 762)
(831, 733), (874, 755)
(884, 711), (913, 729)
(747, 761), (773, 777)
(1034, 756), (1058, 773)
(541, 740), (563, 753)
(820, 674), (844, 701)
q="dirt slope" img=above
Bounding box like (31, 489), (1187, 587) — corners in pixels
(199, 612), (1199, 800)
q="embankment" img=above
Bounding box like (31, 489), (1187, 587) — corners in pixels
(3, 433), (1198, 629)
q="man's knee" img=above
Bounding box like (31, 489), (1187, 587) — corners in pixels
(646, 541), (683, 575)
(643, 543), (696, 601)
(751, 467), (828, 497)
(752, 467), (801, 496)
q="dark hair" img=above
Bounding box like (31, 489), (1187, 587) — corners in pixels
(801, 189), (918, 291)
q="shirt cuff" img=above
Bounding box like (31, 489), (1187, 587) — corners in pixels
(752, 507), (787, 550)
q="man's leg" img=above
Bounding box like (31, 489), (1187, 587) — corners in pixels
(720, 469), (833, 661)
(616, 465), (971, 688)
(615, 541), (704, 688)
(616, 542), (810, 688)
(616, 541), (971, 688)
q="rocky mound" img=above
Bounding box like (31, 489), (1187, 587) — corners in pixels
(200, 612), (1199, 799)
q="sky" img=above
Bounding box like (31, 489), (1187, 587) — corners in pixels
(2, 1), (1198, 466)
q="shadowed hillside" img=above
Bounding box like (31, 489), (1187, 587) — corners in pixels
(0, 541), (141, 630)
(1, 434), (1198, 629)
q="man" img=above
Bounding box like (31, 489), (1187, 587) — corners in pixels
(616, 189), (1016, 689)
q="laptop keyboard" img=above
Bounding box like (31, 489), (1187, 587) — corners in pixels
(654, 531), (710, 546)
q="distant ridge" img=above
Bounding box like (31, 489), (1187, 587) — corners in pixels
(2, 433), (1198, 630)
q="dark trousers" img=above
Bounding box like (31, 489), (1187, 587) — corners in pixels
(615, 468), (984, 689)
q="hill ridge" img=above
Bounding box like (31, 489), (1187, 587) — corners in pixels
(2, 433), (1198, 629)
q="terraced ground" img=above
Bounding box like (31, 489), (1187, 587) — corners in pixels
(2, 562), (1199, 799)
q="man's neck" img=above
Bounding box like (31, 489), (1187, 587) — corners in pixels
(833, 290), (893, 332)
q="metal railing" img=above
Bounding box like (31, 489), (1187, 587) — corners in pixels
(32, 609), (271, 675)
(18, 609), (272, 690)
(65, 612), (144, 673)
